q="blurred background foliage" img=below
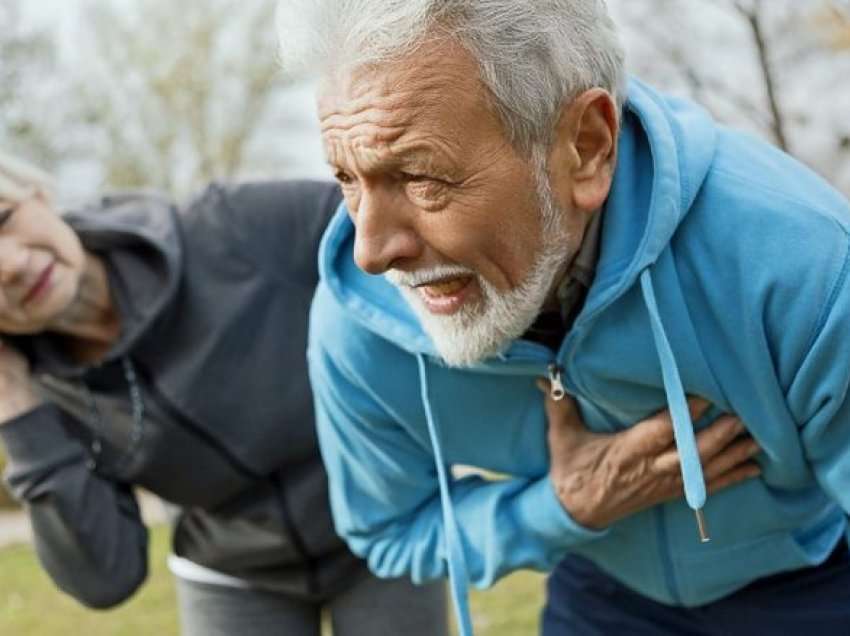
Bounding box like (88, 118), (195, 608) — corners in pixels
(1, 0), (849, 202)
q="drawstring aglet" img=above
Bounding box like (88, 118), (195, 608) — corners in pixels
(695, 508), (710, 543)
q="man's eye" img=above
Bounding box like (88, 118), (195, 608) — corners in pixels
(334, 171), (354, 185)
(401, 172), (433, 183)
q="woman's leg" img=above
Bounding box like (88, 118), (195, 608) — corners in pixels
(328, 572), (449, 636)
(175, 577), (321, 636)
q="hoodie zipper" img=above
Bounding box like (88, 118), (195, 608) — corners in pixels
(547, 363), (567, 400)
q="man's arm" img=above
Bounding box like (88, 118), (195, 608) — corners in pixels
(308, 325), (604, 587)
(789, 233), (850, 517)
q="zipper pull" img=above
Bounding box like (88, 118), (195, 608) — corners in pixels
(547, 363), (566, 401)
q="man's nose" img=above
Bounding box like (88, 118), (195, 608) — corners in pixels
(352, 190), (422, 275)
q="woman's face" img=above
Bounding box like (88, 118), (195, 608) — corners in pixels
(0, 194), (85, 333)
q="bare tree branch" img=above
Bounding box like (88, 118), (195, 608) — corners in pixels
(736, 0), (790, 152)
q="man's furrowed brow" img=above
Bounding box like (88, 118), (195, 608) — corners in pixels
(325, 138), (457, 178)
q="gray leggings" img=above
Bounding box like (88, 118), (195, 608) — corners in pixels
(175, 573), (449, 636)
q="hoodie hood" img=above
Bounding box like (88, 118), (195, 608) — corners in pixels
(317, 77), (719, 635)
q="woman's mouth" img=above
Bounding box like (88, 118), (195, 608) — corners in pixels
(415, 275), (475, 315)
(22, 261), (55, 306)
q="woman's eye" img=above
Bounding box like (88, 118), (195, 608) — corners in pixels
(0, 204), (15, 227)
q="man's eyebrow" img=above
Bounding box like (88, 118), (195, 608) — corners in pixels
(324, 139), (459, 177)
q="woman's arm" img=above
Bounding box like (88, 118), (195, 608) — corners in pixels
(0, 345), (148, 608)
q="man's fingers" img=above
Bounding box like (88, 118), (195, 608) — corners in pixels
(695, 415), (745, 462)
(702, 436), (761, 481)
(687, 395), (712, 421)
(706, 461), (761, 495)
(652, 417), (756, 477)
(652, 446), (680, 475)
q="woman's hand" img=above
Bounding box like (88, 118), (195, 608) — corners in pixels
(542, 382), (761, 530)
(0, 340), (43, 422)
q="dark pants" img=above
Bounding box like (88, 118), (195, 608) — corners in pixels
(543, 542), (850, 635)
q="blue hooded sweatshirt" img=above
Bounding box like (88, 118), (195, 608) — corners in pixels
(308, 78), (850, 634)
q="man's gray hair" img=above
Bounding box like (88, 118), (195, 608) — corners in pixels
(276, 0), (626, 153)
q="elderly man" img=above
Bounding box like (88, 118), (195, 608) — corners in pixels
(279, 1), (850, 634)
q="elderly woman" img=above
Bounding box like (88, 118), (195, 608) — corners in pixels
(0, 152), (447, 636)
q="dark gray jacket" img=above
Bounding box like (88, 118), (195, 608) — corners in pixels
(0, 180), (365, 608)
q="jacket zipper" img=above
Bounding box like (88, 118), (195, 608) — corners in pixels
(132, 359), (262, 480)
(547, 363), (567, 400)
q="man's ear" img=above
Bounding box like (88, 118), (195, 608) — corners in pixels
(549, 88), (619, 213)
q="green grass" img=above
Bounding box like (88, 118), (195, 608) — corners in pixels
(0, 525), (179, 635)
(0, 524), (544, 635)
(470, 571), (546, 635)
(0, 447), (18, 509)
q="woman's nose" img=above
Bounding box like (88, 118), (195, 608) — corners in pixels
(0, 239), (29, 286)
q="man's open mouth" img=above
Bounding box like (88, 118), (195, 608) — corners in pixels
(414, 275), (475, 314)
(417, 276), (472, 297)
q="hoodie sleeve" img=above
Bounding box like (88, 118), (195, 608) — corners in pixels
(789, 231), (850, 518)
(308, 285), (605, 588)
(0, 404), (148, 608)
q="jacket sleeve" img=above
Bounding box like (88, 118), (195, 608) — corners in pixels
(307, 285), (606, 588)
(789, 232), (850, 519)
(0, 404), (148, 609)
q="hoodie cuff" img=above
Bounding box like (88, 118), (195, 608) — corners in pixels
(0, 403), (83, 471)
(519, 475), (609, 547)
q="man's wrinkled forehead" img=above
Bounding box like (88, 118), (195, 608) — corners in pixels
(316, 37), (490, 126)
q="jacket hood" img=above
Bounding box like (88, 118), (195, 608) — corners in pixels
(318, 77), (717, 355)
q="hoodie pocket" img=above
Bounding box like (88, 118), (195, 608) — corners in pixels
(673, 504), (846, 606)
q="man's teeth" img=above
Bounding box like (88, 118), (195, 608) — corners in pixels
(421, 278), (468, 296)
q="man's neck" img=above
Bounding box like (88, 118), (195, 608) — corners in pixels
(49, 252), (121, 364)
(542, 208), (603, 309)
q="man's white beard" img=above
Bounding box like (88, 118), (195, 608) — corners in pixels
(385, 176), (574, 367)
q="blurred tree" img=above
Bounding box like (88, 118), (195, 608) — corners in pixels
(72, 0), (290, 197)
(0, 3), (64, 169)
(610, 0), (850, 194)
(816, 2), (850, 49)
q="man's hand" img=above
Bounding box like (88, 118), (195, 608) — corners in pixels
(541, 381), (761, 529)
(0, 340), (43, 423)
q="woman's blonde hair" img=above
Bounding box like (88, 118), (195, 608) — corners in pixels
(0, 151), (56, 203)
